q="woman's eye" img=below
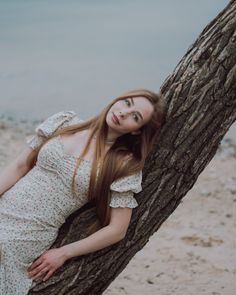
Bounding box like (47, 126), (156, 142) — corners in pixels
(125, 99), (138, 122)
(125, 99), (131, 106)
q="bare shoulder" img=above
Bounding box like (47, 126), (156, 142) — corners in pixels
(74, 129), (90, 140)
(61, 129), (88, 142)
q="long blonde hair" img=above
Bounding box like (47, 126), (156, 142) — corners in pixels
(26, 88), (166, 230)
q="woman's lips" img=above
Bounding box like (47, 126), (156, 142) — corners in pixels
(112, 113), (120, 125)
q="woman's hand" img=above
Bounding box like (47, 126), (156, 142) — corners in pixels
(27, 248), (67, 282)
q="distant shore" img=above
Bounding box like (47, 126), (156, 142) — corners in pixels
(0, 113), (46, 134)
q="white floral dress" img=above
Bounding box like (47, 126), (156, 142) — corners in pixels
(0, 110), (142, 295)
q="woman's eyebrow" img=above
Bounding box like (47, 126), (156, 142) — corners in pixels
(130, 97), (144, 121)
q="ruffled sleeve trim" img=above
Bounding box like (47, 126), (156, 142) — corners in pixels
(35, 110), (77, 137)
(109, 170), (142, 208)
(109, 191), (138, 208)
(110, 170), (143, 193)
(26, 110), (82, 150)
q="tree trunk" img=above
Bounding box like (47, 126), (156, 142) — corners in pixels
(29, 1), (236, 294)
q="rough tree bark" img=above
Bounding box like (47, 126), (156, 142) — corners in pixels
(29, 1), (236, 294)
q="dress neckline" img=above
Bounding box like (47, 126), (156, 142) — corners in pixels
(57, 135), (92, 165)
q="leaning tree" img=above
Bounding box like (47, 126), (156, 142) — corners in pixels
(29, 1), (236, 294)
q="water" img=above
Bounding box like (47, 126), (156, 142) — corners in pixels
(0, 0), (235, 143)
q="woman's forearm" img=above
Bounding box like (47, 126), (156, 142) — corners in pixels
(60, 225), (124, 259)
(0, 162), (29, 196)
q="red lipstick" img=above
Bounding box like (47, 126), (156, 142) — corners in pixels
(112, 113), (120, 125)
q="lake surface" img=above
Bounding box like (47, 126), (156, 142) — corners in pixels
(0, 0), (235, 142)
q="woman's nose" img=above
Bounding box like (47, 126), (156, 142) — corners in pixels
(119, 110), (130, 118)
(119, 111), (124, 118)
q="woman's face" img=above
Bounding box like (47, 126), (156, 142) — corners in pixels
(106, 96), (154, 136)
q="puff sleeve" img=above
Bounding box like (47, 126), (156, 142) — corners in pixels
(109, 170), (142, 208)
(26, 110), (82, 150)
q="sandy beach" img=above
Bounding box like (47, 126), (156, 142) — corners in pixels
(0, 120), (235, 295)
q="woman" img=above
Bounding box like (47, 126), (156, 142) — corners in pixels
(0, 88), (165, 295)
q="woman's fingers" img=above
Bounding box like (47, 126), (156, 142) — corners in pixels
(28, 249), (65, 282)
(31, 265), (50, 281)
(28, 262), (48, 278)
(28, 256), (43, 272)
(42, 269), (54, 281)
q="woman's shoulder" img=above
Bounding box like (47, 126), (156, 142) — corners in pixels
(32, 110), (84, 139)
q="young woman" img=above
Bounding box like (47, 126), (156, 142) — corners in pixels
(0, 88), (165, 295)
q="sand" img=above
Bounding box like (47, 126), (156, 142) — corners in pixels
(0, 121), (235, 295)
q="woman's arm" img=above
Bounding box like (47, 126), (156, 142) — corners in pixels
(28, 207), (133, 281)
(0, 146), (35, 196)
(61, 207), (132, 258)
